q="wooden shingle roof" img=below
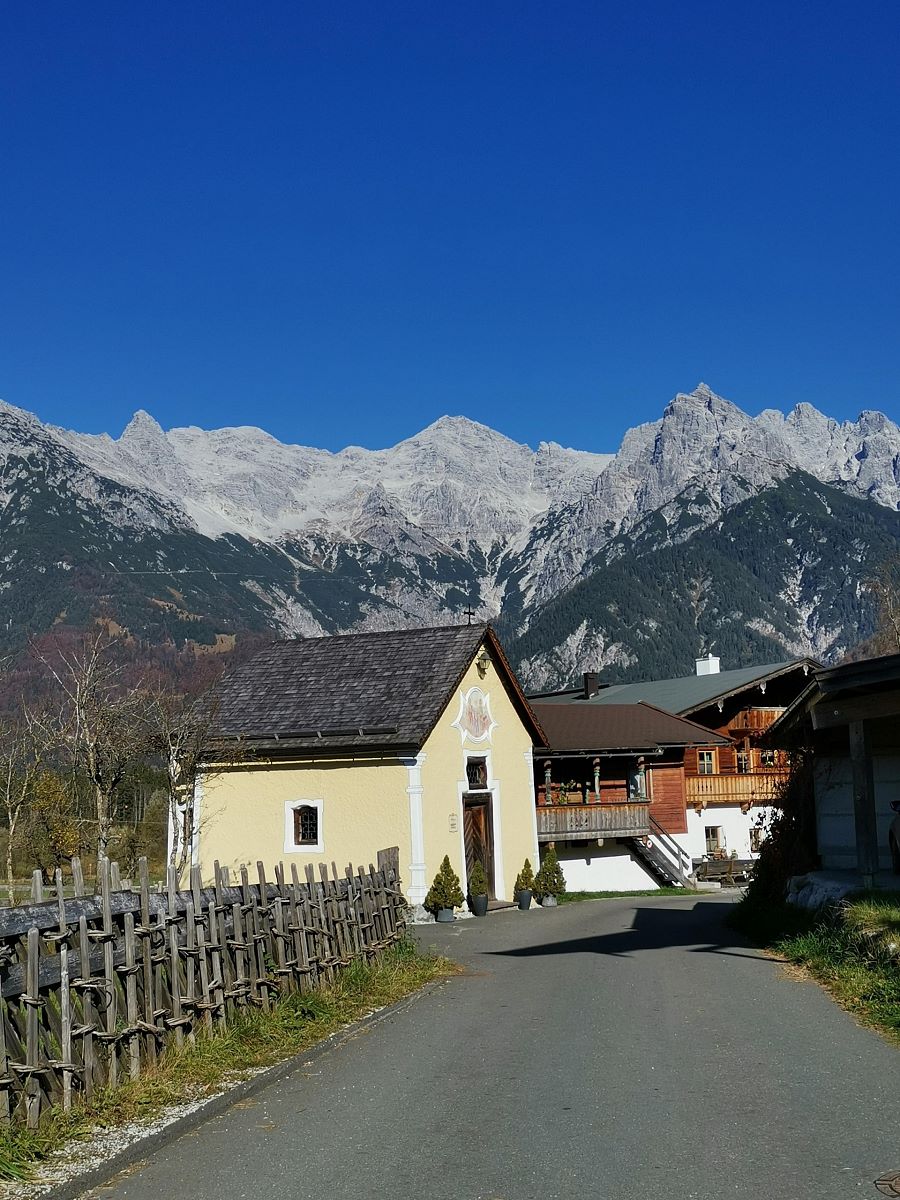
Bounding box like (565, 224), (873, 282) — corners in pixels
(531, 701), (731, 754)
(213, 623), (546, 753)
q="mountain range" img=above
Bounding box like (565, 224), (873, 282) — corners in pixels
(2, 383), (899, 689)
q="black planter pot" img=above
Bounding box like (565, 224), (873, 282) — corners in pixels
(517, 889), (533, 911)
(470, 893), (489, 917)
(435, 907), (455, 923)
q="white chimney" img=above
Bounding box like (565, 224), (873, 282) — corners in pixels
(695, 653), (720, 676)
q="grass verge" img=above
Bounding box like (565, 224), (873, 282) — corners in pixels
(560, 887), (701, 902)
(0, 938), (456, 1183)
(729, 892), (900, 1044)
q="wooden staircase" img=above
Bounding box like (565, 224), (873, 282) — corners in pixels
(628, 816), (696, 888)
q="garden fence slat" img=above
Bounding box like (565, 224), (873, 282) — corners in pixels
(0, 982), (10, 1125)
(212, 862), (234, 1014)
(255, 862), (273, 1012)
(76, 914), (96, 1102)
(138, 859), (157, 1067)
(184, 898), (198, 1044)
(294, 864), (314, 993)
(24, 926), (42, 1127)
(59, 942), (73, 1112)
(98, 858), (118, 1091)
(123, 912), (141, 1080)
(166, 865), (187, 1050)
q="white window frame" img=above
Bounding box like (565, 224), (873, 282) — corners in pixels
(283, 799), (324, 855)
(459, 749), (504, 900)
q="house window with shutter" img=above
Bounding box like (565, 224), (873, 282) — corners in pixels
(283, 799), (323, 853)
(736, 750), (751, 774)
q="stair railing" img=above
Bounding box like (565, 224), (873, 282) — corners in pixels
(647, 815), (695, 887)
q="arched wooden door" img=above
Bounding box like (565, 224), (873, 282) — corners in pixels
(463, 792), (495, 898)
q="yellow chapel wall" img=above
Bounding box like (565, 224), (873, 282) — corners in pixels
(194, 755), (410, 885)
(420, 650), (539, 902)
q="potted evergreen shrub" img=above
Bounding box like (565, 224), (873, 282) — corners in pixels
(514, 858), (535, 910)
(534, 846), (566, 907)
(425, 855), (464, 922)
(467, 861), (489, 916)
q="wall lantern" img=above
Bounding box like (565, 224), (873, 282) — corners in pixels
(476, 650), (491, 678)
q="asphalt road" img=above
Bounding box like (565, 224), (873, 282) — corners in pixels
(85, 894), (900, 1200)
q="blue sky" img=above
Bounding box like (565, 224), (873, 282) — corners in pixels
(1, 1), (899, 452)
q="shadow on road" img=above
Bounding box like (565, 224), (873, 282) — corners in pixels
(486, 902), (774, 961)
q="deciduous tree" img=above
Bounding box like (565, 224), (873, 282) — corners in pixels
(141, 683), (236, 878)
(0, 713), (43, 904)
(34, 632), (152, 870)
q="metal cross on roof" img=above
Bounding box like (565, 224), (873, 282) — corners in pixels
(463, 606), (476, 625)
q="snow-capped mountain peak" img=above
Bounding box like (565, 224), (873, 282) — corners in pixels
(2, 383), (900, 685)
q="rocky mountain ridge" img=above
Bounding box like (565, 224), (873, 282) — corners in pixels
(1, 384), (899, 687)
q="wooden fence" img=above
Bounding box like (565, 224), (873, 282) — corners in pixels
(0, 849), (406, 1128)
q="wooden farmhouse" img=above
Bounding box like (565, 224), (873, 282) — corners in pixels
(531, 654), (816, 878)
(188, 624), (547, 911)
(530, 701), (730, 890)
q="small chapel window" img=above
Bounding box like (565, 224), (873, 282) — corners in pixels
(466, 757), (488, 789)
(293, 804), (319, 846)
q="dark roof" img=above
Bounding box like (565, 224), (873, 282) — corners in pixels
(212, 623), (546, 753)
(530, 701), (731, 754)
(533, 660), (817, 716)
(766, 651), (900, 745)
(815, 651), (900, 698)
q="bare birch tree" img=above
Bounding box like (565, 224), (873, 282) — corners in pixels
(141, 684), (236, 878)
(35, 632), (151, 870)
(0, 713), (44, 904)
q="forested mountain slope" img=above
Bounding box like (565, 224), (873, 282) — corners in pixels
(1, 384), (898, 686)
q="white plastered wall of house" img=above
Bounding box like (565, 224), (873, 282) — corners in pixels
(554, 839), (660, 891)
(813, 755), (900, 871)
(684, 804), (774, 861)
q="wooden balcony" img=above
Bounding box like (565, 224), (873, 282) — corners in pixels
(685, 770), (789, 808)
(727, 707), (785, 734)
(536, 800), (651, 843)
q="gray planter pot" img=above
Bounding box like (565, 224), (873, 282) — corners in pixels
(469, 893), (489, 917)
(541, 895), (558, 908)
(435, 908), (455, 923)
(517, 889), (533, 911)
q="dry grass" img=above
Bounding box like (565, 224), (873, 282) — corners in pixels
(730, 891), (900, 1045)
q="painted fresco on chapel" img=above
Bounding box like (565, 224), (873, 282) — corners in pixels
(452, 686), (496, 743)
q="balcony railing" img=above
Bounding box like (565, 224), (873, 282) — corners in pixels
(685, 770), (789, 807)
(536, 800), (651, 843)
